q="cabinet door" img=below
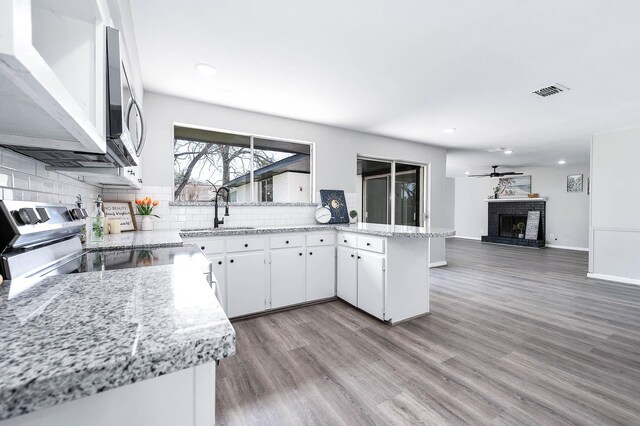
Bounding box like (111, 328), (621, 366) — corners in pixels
(357, 251), (386, 320)
(270, 248), (306, 309)
(337, 246), (358, 306)
(226, 252), (267, 318)
(306, 246), (336, 301)
(209, 255), (227, 313)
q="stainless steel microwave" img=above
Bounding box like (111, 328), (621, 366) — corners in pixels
(106, 26), (145, 167)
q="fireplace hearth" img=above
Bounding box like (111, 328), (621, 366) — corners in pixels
(481, 199), (546, 247)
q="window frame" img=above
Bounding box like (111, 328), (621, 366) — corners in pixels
(173, 123), (316, 203)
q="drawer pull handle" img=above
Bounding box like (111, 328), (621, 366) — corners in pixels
(357, 256), (362, 259)
(343, 239), (347, 243)
(286, 240), (289, 244)
(309, 252), (313, 255)
(217, 261), (222, 265)
(320, 239), (324, 242)
(366, 243), (371, 246)
(299, 252), (303, 256)
(244, 243), (248, 247)
(230, 259), (234, 263)
(350, 254), (355, 258)
(201, 246), (205, 250)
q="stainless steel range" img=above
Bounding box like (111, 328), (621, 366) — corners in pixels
(0, 200), (211, 286)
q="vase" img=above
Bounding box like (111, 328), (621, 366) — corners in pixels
(349, 217), (357, 224)
(141, 216), (153, 231)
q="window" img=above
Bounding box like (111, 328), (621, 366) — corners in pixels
(174, 126), (313, 202)
(259, 178), (273, 202)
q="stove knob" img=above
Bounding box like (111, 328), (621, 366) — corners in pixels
(18, 208), (39, 225)
(70, 208), (86, 220)
(36, 208), (50, 222)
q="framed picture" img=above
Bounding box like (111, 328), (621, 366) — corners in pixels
(319, 190), (349, 224)
(498, 176), (531, 198)
(567, 174), (583, 192)
(102, 200), (137, 231)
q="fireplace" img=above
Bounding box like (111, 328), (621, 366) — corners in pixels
(499, 215), (527, 237)
(481, 199), (546, 247)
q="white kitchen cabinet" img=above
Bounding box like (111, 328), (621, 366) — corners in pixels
(226, 251), (267, 317)
(306, 246), (335, 301)
(357, 251), (385, 320)
(210, 255), (227, 313)
(270, 248), (306, 309)
(337, 246), (358, 306)
(0, 0), (110, 153)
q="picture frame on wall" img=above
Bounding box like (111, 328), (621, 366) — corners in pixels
(567, 174), (583, 192)
(497, 175), (531, 198)
(102, 200), (137, 231)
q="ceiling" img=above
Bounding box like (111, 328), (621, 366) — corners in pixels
(129, 0), (640, 176)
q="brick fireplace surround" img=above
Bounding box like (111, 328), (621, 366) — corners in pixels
(481, 199), (546, 248)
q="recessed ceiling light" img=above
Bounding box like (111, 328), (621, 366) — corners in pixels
(558, 160), (566, 165)
(443, 128), (456, 134)
(195, 63), (217, 77)
(464, 171), (470, 175)
(504, 150), (513, 155)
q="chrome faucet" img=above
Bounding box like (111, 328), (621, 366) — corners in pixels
(214, 187), (230, 228)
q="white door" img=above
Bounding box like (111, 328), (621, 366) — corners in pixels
(271, 248), (306, 309)
(337, 246), (358, 306)
(357, 251), (385, 320)
(209, 255), (227, 313)
(226, 251), (267, 318)
(306, 246), (336, 301)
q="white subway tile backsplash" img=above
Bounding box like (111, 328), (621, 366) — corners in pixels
(0, 147), (99, 206)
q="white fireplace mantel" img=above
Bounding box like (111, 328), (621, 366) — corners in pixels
(484, 197), (547, 202)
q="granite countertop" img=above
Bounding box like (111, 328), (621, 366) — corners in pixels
(0, 265), (235, 421)
(84, 230), (183, 251)
(180, 223), (456, 239)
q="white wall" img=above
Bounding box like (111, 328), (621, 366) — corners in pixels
(454, 163), (591, 249)
(444, 177), (455, 229)
(137, 92), (448, 262)
(590, 127), (640, 284)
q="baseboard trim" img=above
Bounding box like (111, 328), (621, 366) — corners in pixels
(452, 236), (481, 241)
(546, 244), (589, 252)
(587, 273), (640, 286)
(429, 261), (448, 268)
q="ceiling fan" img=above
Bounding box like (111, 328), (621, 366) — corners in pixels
(467, 165), (523, 178)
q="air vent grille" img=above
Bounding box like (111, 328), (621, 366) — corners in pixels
(532, 84), (569, 97)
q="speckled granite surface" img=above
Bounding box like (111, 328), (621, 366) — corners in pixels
(84, 230), (184, 251)
(180, 224), (456, 239)
(0, 265), (235, 421)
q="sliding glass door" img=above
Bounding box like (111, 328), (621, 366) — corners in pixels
(357, 157), (426, 227)
(364, 176), (390, 224)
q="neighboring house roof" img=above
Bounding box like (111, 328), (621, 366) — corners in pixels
(226, 153), (310, 187)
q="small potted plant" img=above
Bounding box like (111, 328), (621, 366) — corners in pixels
(135, 197), (160, 231)
(516, 222), (525, 239)
(349, 209), (358, 224)
(493, 186), (500, 199)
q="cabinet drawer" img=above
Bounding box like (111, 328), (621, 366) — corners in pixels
(183, 237), (225, 255)
(306, 233), (335, 247)
(357, 235), (385, 254)
(270, 234), (305, 249)
(227, 237), (265, 253)
(337, 232), (357, 248)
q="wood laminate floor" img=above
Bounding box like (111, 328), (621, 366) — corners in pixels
(216, 239), (640, 425)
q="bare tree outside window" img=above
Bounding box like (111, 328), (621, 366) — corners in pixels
(174, 127), (313, 202)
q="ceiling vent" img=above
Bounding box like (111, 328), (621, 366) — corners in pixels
(532, 84), (570, 97)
